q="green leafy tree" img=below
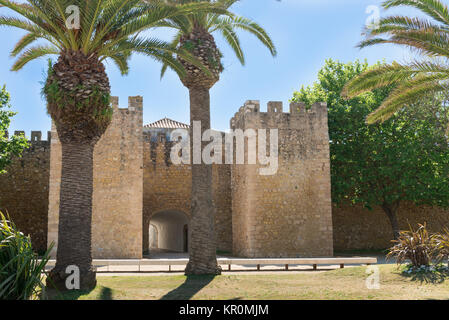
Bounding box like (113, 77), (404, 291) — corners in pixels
(343, 0), (449, 124)
(157, 0), (276, 275)
(293, 59), (449, 240)
(0, 0), (228, 290)
(0, 85), (28, 175)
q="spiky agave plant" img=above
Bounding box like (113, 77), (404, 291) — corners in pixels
(387, 223), (437, 267)
(0, 0), (228, 290)
(342, 0), (449, 124)
(0, 212), (52, 300)
(434, 228), (449, 267)
(156, 0), (276, 275)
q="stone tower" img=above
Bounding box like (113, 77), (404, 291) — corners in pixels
(230, 100), (333, 257)
(47, 96), (143, 259)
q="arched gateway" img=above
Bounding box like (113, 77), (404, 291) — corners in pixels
(45, 97), (333, 259)
(145, 210), (190, 254)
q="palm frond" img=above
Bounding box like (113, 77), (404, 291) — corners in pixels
(359, 27), (449, 58)
(11, 44), (59, 71)
(0, 0), (72, 48)
(105, 51), (130, 75)
(367, 75), (448, 123)
(344, 58), (449, 124)
(342, 62), (416, 98)
(345, 0), (449, 124)
(158, 1), (276, 79)
(211, 16), (277, 57)
(160, 31), (182, 79)
(218, 24), (244, 65)
(1, 0), (229, 76)
(370, 15), (448, 32)
(107, 36), (212, 79)
(0, 0), (68, 49)
(80, 0), (105, 52)
(93, 1), (229, 55)
(383, 0), (449, 26)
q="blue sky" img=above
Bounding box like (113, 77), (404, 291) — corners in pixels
(0, 0), (421, 134)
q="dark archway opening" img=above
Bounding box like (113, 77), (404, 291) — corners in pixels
(148, 210), (189, 253)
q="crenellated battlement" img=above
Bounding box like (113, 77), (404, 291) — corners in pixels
(0, 94), (333, 259)
(230, 100), (327, 130)
(4, 130), (52, 143)
(48, 94), (144, 259)
(111, 95), (143, 113)
(143, 128), (228, 168)
(8, 96), (143, 145)
(231, 98), (333, 258)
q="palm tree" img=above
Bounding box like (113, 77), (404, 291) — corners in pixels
(0, 0), (227, 290)
(343, 0), (449, 124)
(158, 0), (276, 275)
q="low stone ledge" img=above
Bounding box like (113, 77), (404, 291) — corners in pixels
(44, 257), (377, 267)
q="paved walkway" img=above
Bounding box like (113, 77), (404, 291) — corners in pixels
(45, 251), (389, 276)
(95, 264), (347, 275)
(95, 252), (389, 276)
(97, 270), (334, 277)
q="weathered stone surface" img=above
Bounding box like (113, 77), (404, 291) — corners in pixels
(2, 97), (448, 258)
(231, 101), (333, 257)
(0, 139), (50, 253)
(142, 131), (232, 253)
(47, 96), (143, 259)
(333, 202), (449, 251)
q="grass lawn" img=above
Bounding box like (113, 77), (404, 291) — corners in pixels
(45, 264), (449, 300)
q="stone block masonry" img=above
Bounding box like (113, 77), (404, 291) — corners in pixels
(333, 202), (449, 251)
(47, 96), (143, 259)
(0, 132), (51, 253)
(3, 96), (447, 258)
(142, 131), (232, 253)
(230, 100), (334, 257)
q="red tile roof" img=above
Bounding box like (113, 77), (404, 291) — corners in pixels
(144, 117), (190, 129)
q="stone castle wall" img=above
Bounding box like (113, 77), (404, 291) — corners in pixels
(333, 202), (449, 251)
(230, 101), (333, 257)
(47, 96), (143, 259)
(2, 96), (448, 258)
(0, 132), (51, 253)
(142, 132), (232, 253)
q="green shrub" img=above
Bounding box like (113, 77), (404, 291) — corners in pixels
(0, 212), (51, 300)
(387, 223), (436, 267)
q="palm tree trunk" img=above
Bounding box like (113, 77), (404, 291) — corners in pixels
(47, 141), (96, 291)
(185, 86), (221, 275)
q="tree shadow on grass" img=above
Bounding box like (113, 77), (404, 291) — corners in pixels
(400, 270), (449, 284)
(42, 285), (113, 300)
(41, 287), (95, 300)
(160, 275), (216, 300)
(99, 286), (113, 300)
